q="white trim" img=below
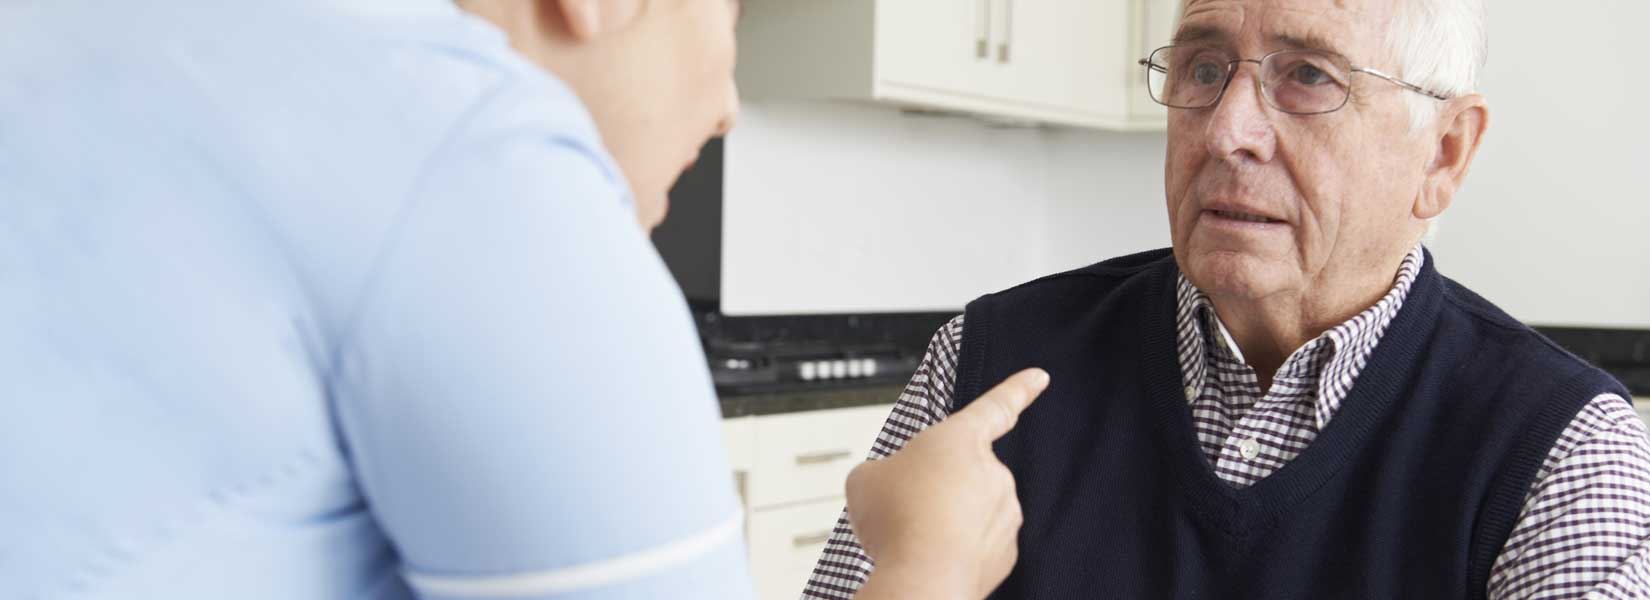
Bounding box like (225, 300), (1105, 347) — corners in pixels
(404, 508), (745, 597)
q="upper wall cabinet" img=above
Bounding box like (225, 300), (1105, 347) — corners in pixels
(736, 0), (1183, 131)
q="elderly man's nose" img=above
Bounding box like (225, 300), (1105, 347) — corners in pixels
(1204, 66), (1276, 164)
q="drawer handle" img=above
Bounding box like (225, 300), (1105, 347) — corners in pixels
(795, 450), (854, 465)
(793, 530), (833, 547)
(997, 0), (1014, 63)
(975, 0), (991, 59)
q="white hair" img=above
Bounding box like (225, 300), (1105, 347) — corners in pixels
(1384, 0), (1488, 131)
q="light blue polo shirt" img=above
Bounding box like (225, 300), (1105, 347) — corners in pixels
(0, 1), (752, 598)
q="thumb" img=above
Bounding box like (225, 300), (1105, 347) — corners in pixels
(951, 368), (1050, 442)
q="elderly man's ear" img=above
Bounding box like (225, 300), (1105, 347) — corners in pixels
(543, 0), (641, 40)
(1415, 96), (1490, 220)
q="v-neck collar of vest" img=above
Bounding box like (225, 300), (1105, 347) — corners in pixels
(1141, 249), (1446, 534)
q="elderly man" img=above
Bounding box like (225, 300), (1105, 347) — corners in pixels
(806, 0), (1649, 598)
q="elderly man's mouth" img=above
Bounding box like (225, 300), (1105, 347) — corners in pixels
(1203, 209), (1288, 227)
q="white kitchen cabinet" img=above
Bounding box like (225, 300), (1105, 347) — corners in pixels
(722, 404), (892, 599)
(986, 0), (1130, 122)
(747, 404), (890, 508)
(747, 499), (850, 600)
(1126, 0), (1182, 126)
(736, 0), (1182, 131)
(871, 0), (995, 106)
(722, 416), (756, 509)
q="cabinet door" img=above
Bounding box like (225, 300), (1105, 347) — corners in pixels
(747, 404), (890, 509)
(748, 500), (850, 600)
(722, 416), (755, 511)
(873, 0), (995, 99)
(992, 0), (1133, 122)
(1127, 0), (1182, 123)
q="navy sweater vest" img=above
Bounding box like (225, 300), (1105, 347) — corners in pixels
(953, 249), (1630, 599)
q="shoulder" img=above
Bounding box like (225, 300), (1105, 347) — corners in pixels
(260, 6), (640, 333)
(1436, 275), (1622, 394)
(365, 8), (619, 182)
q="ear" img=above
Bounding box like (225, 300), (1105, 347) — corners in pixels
(1415, 94), (1490, 220)
(544, 0), (641, 41)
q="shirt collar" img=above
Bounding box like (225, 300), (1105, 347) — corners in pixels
(1176, 244), (1428, 429)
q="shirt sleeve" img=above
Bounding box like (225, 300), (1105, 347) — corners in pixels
(1488, 393), (1650, 600)
(326, 82), (753, 600)
(800, 316), (965, 600)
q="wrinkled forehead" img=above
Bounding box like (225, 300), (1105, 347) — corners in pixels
(1175, 0), (1396, 66)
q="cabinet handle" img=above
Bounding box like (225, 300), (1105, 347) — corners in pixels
(795, 449), (854, 465)
(997, 0), (1014, 63)
(793, 530), (834, 547)
(975, 0), (991, 59)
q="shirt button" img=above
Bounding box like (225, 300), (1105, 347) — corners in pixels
(1184, 385), (1199, 400)
(1238, 438), (1261, 461)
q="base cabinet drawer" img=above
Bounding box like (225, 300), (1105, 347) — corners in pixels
(722, 404), (893, 599)
(747, 405), (890, 508)
(748, 499), (849, 600)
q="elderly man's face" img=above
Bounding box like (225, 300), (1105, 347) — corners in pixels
(1165, 0), (1433, 303)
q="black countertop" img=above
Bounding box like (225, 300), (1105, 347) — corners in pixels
(719, 384), (905, 418)
(712, 326), (1649, 420)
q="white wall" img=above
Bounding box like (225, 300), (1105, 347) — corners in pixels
(721, 102), (1171, 316)
(723, 103), (1051, 315)
(1039, 129), (1172, 273)
(1426, 0), (1650, 328)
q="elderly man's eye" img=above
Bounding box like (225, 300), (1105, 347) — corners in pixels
(1291, 64), (1330, 86)
(1192, 62), (1225, 86)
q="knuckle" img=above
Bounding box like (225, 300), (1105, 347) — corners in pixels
(994, 382), (1028, 407)
(986, 400), (1014, 431)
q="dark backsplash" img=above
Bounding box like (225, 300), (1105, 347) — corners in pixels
(1535, 326), (1650, 396)
(651, 138), (723, 305)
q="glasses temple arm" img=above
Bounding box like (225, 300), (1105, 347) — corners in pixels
(1353, 67), (1452, 101)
